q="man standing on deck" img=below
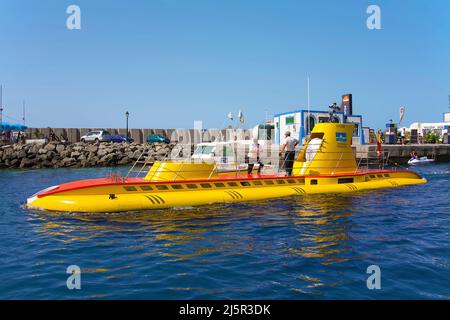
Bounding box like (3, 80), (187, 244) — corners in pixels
(279, 131), (298, 176)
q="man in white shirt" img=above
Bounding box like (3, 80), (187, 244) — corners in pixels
(279, 131), (298, 176)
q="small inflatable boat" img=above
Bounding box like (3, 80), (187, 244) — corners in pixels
(407, 156), (435, 165)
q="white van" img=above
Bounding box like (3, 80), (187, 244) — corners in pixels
(80, 131), (112, 143)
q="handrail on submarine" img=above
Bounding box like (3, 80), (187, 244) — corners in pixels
(121, 145), (394, 182)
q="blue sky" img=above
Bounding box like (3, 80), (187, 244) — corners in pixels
(1, 0), (449, 130)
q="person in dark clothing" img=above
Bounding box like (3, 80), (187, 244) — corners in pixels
(279, 131), (298, 176)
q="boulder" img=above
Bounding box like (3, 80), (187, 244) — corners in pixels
(131, 150), (142, 159)
(97, 149), (108, 157)
(10, 158), (19, 167)
(1, 145), (12, 150)
(27, 144), (41, 154)
(86, 145), (98, 153)
(2, 147), (13, 160)
(56, 144), (65, 153)
(156, 148), (169, 156)
(45, 143), (56, 151)
(20, 158), (36, 168)
(88, 156), (99, 165)
(16, 149), (27, 159)
(60, 150), (71, 158)
(118, 157), (131, 165)
(61, 157), (76, 166)
(71, 151), (81, 158)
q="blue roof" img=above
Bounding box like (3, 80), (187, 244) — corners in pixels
(0, 122), (28, 131)
(273, 109), (362, 118)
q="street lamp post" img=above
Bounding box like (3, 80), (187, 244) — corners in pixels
(125, 111), (130, 140)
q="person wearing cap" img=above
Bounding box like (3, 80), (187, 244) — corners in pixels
(279, 131), (298, 176)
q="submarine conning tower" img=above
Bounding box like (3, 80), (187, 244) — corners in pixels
(293, 123), (357, 176)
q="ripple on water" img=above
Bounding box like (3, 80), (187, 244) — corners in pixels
(0, 164), (449, 299)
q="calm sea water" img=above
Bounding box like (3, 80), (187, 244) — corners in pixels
(0, 164), (449, 299)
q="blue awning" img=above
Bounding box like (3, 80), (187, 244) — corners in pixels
(0, 122), (28, 131)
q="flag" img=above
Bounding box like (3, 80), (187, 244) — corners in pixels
(376, 130), (382, 157)
(399, 106), (405, 125)
(227, 112), (233, 121)
(238, 110), (244, 124)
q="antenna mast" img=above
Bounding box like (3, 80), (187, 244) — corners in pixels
(307, 75), (311, 134)
(0, 85), (3, 124)
(22, 100), (26, 125)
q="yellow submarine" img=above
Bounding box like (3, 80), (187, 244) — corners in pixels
(26, 123), (426, 213)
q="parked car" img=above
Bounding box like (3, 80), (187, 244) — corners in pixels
(109, 135), (134, 143)
(80, 130), (111, 143)
(146, 134), (170, 144)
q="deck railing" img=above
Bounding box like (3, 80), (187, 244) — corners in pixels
(121, 146), (393, 182)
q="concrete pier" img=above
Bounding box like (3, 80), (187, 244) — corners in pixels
(356, 144), (450, 164)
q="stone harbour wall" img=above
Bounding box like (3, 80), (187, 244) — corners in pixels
(0, 141), (176, 169)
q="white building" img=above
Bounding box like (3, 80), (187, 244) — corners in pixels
(407, 112), (450, 137)
(273, 109), (365, 145)
(408, 122), (449, 136)
(444, 112), (450, 122)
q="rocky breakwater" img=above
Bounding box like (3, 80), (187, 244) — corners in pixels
(0, 142), (176, 169)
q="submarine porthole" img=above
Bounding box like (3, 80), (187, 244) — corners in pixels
(338, 178), (354, 184)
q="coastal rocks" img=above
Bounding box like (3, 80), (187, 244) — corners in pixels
(0, 141), (176, 169)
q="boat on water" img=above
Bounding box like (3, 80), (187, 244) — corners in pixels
(26, 123), (427, 213)
(407, 156), (435, 165)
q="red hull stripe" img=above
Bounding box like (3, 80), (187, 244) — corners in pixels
(36, 170), (421, 198)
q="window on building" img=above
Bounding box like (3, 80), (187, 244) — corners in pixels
(223, 146), (232, 157)
(285, 116), (295, 125)
(353, 124), (359, 137)
(307, 116), (316, 133)
(331, 116), (340, 123)
(257, 124), (273, 140)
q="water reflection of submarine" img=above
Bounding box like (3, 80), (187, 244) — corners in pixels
(286, 195), (354, 260)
